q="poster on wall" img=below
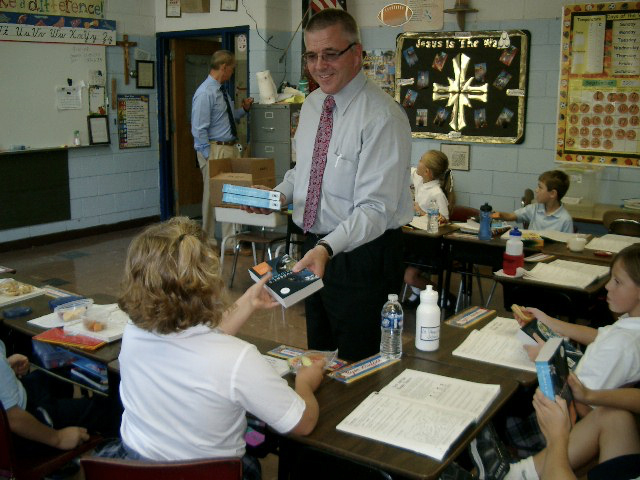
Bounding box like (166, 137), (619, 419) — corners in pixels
(396, 30), (529, 143)
(117, 94), (150, 149)
(363, 50), (396, 96)
(556, 2), (640, 168)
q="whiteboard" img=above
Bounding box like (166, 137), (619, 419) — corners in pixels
(0, 42), (106, 151)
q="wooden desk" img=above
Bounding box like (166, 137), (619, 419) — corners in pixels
(541, 242), (614, 266)
(405, 321), (537, 387)
(278, 356), (518, 480)
(403, 224), (459, 308)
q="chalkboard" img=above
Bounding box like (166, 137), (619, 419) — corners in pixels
(396, 30), (529, 144)
(0, 42), (106, 151)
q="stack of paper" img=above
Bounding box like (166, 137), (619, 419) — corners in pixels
(585, 234), (640, 253)
(524, 259), (609, 289)
(336, 369), (501, 460)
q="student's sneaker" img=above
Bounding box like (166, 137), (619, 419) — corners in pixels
(469, 423), (512, 480)
(438, 462), (476, 479)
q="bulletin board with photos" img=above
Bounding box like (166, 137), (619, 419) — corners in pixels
(395, 30), (530, 144)
(556, 2), (640, 168)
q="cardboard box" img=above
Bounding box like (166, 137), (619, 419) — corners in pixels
(210, 158), (276, 207)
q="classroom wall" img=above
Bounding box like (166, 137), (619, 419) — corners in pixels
(3, 0), (638, 244)
(0, 0), (159, 243)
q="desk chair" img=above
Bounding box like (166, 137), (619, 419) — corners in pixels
(81, 457), (242, 480)
(0, 407), (103, 480)
(603, 210), (640, 237)
(228, 229), (286, 287)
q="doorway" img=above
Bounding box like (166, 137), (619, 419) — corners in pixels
(157, 27), (250, 220)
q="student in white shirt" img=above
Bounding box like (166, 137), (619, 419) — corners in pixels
(403, 150), (453, 308)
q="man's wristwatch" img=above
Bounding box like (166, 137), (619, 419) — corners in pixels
(316, 239), (333, 259)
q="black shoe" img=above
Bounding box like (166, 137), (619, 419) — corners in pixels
(468, 423), (512, 480)
(402, 296), (420, 309)
(438, 462), (476, 480)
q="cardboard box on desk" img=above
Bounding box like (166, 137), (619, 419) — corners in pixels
(210, 158), (276, 207)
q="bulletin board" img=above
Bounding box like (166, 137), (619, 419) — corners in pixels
(0, 41), (106, 151)
(556, 2), (640, 168)
(395, 30), (529, 144)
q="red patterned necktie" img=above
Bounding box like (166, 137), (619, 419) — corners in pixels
(303, 95), (335, 232)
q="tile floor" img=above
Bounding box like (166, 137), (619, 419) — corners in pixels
(0, 225), (513, 480)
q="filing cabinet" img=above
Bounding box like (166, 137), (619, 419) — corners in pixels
(250, 103), (301, 183)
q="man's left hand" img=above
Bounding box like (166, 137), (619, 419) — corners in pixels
(242, 97), (254, 112)
(293, 246), (330, 278)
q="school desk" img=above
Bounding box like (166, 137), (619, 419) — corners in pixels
(404, 317), (537, 387)
(0, 288), (121, 399)
(109, 333), (517, 480)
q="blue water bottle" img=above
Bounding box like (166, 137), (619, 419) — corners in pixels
(478, 203), (493, 241)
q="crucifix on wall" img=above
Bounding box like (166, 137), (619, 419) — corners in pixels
(116, 34), (138, 84)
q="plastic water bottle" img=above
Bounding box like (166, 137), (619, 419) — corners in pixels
(415, 285), (440, 351)
(503, 227), (524, 276)
(427, 199), (439, 234)
(478, 202), (493, 241)
(380, 294), (403, 359)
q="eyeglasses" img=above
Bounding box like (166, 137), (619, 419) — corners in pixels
(302, 42), (357, 65)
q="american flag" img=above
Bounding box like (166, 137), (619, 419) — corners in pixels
(308, 0), (346, 13)
(303, 0), (347, 26)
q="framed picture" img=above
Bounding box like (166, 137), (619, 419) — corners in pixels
(136, 61), (155, 89)
(166, 0), (181, 17)
(87, 115), (110, 145)
(440, 143), (470, 171)
(220, 0), (237, 11)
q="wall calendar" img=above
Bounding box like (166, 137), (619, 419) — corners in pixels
(556, 2), (640, 168)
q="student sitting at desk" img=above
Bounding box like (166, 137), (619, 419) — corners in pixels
(105, 217), (324, 480)
(527, 375), (640, 480)
(403, 150), (453, 308)
(492, 169), (574, 233)
(1, 340), (112, 452)
(471, 244), (640, 480)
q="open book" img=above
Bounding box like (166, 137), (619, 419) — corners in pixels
(523, 259), (609, 289)
(585, 233), (640, 253)
(452, 317), (537, 372)
(336, 369), (501, 461)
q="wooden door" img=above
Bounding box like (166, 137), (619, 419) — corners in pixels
(169, 38), (220, 216)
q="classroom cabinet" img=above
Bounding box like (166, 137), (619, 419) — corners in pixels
(250, 103), (301, 184)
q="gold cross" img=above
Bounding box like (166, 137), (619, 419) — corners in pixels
(116, 34), (138, 84)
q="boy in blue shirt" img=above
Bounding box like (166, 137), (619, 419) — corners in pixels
(493, 170), (574, 233)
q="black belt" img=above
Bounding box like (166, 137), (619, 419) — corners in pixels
(210, 140), (237, 146)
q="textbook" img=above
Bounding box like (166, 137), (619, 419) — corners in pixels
(248, 254), (323, 308)
(535, 337), (577, 424)
(452, 317), (537, 372)
(33, 328), (106, 351)
(519, 319), (583, 370)
(222, 184), (281, 201)
(222, 192), (281, 210)
(585, 234), (640, 253)
(336, 369), (501, 461)
(523, 259), (609, 289)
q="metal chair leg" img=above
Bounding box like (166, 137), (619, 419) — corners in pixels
(229, 243), (241, 288)
(485, 280), (498, 308)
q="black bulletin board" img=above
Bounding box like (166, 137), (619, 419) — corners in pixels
(396, 30), (530, 144)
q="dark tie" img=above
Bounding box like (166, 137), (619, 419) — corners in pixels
(303, 95), (335, 232)
(221, 86), (238, 139)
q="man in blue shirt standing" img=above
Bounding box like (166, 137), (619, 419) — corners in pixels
(191, 50), (253, 246)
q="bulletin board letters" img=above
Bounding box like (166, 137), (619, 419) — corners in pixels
(556, 2), (640, 168)
(396, 30), (529, 144)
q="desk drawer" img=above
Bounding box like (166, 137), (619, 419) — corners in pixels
(250, 104), (300, 142)
(251, 141), (291, 179)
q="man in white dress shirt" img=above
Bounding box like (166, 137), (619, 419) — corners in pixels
(274, 9), (413, 360)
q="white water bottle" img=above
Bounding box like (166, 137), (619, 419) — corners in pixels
(415, 285), (440, 351)
(380, 294), (403, 359)
(427, 199), (439, 233)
